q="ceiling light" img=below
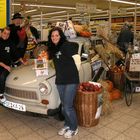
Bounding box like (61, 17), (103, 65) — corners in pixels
(32, 11), (67, 17)
(25, 9), (37, 13)
(12, 3), (20, 6)
(108, 0), (140, 6)
(51, 13), (81, 19)
(12, 3), (76, 10)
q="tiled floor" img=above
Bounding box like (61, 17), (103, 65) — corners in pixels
(0, 94), (140, 140)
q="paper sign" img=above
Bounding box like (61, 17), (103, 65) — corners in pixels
(129, 58), (140, 72)
(76, 3), (96, 13)
(86, 4), (96, 13)
(111, 7), (118, 15)
(76, 3), (87, 13)
(34, 58), (48, 76)
(95, 105), (102, 119)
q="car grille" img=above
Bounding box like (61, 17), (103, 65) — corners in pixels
(5, 87), (38, 100)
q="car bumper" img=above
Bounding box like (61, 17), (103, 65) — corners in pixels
(3, 95), (49, 115)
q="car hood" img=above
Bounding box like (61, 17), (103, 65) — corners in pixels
(6, 63), (55, 88)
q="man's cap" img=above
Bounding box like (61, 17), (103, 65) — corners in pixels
(12, 13), (23, 20)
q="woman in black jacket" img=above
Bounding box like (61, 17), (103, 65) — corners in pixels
(47, 27), (79, 139)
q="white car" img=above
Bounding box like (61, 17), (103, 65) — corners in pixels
(3, 37), (93, 115)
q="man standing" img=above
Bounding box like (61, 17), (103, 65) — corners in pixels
(117, 23), (134, 55)
(8, 13), (28, 63)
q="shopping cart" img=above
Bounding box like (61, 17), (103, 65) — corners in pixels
(124, 72), (140, 106)
(124, 47), (140, 106)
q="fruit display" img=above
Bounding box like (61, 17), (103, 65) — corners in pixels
(78, 82), (101, 92)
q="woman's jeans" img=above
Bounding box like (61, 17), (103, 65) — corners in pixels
(57, 84), (78, 131)
(0, 68), (10, 94)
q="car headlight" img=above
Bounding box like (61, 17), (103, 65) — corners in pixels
(39, 83), (48, 94)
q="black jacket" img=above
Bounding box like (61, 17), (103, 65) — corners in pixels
(48, 41), (80, 84)
(0, 38), (18, 67)
(8, 24), (28, 61)
(117, 29), (134, 53)
(30, 26), (40, 40)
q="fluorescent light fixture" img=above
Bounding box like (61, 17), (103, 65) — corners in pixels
(12, 3), (76, 10)
(25, 9), (37, 13)
(108, 0), (140, 6)
(32, 11), (67, 17)
(12, 3), (20, 6)
(31, 17), (65, 22)
(50, 13), (81, 19)
(32, 13), (81, 21)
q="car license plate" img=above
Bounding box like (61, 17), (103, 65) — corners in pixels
(3, 100), (26, 112)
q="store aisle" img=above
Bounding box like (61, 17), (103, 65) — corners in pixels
(0, 94), (140, 140)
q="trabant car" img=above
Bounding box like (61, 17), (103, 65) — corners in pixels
(3, 37), (93, 115)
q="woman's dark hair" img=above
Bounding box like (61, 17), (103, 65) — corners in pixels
(48, 27), (67, 47)
(47, 27), (67, 58)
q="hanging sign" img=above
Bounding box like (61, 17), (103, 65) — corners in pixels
(86, 4), (96, 13)
(119, 8), (127, 15)
(76, 3), (87, 13)
(111, 7), (118, 15)
(0, 0), (10, 28)
(76, 3), (96, 13)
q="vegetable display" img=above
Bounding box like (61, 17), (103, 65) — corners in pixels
(78, 82), (101, 92)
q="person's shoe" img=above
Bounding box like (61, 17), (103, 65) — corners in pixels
(0, 94), (6, 104)
(64, 129), (78, 139)
(58, 126), (70, 136)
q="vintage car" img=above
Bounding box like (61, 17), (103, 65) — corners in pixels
(3, 37), (93, 115)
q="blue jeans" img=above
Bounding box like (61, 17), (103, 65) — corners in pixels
(57, 84), (78, 131)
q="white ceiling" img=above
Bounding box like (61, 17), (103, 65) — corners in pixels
(11, 0), (140, 22)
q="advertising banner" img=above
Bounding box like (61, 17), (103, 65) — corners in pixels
(0, 0), (10, 28)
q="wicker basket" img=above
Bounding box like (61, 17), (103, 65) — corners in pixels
(108, 70), (124, 91)
(74, 89), (102, 127)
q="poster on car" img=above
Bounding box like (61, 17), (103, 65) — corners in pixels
(34, 58), (48, 77)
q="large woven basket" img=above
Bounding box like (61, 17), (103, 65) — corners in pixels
(108, 70), (124, 91)
(74, 89), (102, 127)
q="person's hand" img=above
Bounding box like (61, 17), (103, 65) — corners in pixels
(4, 65), (11, 72)
(0, 62), (11, 72)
